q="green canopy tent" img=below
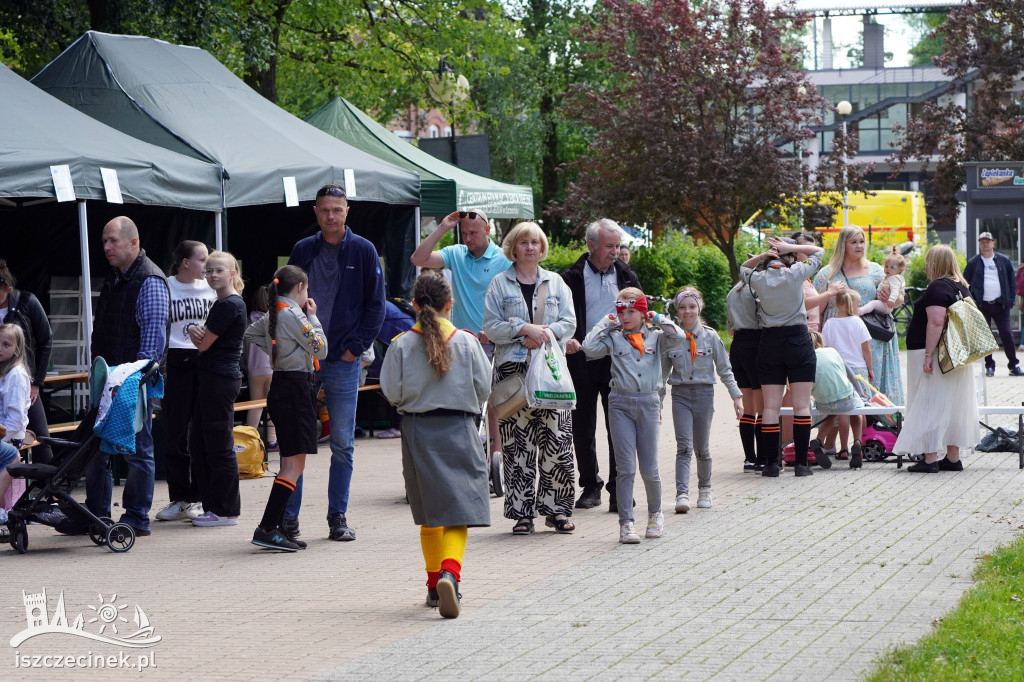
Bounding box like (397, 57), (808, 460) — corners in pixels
(306, 98), (534, 220)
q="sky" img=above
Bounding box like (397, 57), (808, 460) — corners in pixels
(802, 14), (929, 69)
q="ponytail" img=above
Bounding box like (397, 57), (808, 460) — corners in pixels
(410, 272), (453, 376)
(266, 265), (309, 369)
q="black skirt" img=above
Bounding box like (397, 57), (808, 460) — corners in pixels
(267, 371), (319, 457)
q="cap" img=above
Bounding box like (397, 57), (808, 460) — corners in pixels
(979, 231), (995, 241)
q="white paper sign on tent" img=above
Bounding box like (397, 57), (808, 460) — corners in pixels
(50, 164), (76, 202)
(100, 167), (124, 204)
(283, 176), (299, 207)
(344, 169), (356, 198)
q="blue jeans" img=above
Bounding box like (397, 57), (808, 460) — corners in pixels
(285, 358), (360, 521)
(0, 440), (17, 471)
(85, 400), (155, 531)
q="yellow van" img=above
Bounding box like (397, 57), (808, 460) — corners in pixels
(744, 190), (927, 249)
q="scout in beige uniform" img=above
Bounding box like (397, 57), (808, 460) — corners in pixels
(381, 272), (492, 619)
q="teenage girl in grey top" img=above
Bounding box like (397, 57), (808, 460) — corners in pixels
(666, 287), (742, 514)
(741, 236), (824, 478)
(726, 279), (762, 472)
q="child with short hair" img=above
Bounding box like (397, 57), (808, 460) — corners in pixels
(859, 246), (906, 316)
(583, 287), (683, 544)
(0, 324), (32, 531)
(667, 287), (743, 513)
(188, 250), (247, 528)
(808, 331), (865, 468)
(381, 272), (492, 619)
(245, 265), (328, 551)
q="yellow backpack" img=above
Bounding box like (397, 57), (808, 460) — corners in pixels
(233, 426), (268, 479)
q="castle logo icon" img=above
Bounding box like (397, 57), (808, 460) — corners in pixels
(11, 589), (161, 649)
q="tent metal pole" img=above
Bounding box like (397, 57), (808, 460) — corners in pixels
(414, 206), (421, 277)
(78, 200), (94, 366)
(215, 211), (223, 251)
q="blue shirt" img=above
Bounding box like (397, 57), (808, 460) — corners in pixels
(440, 241), (511, 332)
(135, 276), (169, 362)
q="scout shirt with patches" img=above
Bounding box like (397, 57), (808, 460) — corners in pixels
(743, 251), (823, 328)
(582, 313), (685, 394)
(243, 296), (328, 372)
(380, 317), (492, 415)
(664, 323), (742, 399)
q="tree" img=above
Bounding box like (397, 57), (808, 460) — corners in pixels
(890, 0), (1024, 223)
(906, 12), (947, 66)
(559, 0), (831, 280)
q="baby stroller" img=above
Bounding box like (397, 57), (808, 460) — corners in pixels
(851, 374), (908, 464)
(5, 358), (160, 554)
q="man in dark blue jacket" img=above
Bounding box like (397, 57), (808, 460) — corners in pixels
(284, 184), (386, 541)
(964, 231), (1023, 377)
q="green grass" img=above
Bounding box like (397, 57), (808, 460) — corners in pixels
(867, 535), (1024, 681)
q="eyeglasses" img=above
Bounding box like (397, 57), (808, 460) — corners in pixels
(458, 211), (480, 221)
(204, 268), (228, 275)
(316, 186), (346, 198)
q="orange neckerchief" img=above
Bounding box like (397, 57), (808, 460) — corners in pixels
(625, 331), (645, 356)
(275, 300), (320, 370)
(685, 331), (697, 363)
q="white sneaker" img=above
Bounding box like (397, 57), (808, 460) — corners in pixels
(156, 501), (202, 521)
(192, 511), (238, 527)
(619, 522), (641, 544)
(697, 488), (713, 508)
(645, 512), (664, 538)
(675, 494), (690, 514)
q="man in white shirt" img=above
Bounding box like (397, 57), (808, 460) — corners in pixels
(963, 231), (1023, 377)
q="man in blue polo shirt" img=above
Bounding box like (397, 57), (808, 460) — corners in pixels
(411, 208), (511, 455)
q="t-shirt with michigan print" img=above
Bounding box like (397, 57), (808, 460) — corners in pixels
(440, 240), (511, 332)
(166, 275), (217, 350)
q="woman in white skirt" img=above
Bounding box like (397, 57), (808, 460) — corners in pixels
(893, 245), (979, 472)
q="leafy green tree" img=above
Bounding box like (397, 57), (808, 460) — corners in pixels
(906, 12), (947, 66)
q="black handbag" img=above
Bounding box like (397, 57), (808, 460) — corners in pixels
(841, 267), (896, 342)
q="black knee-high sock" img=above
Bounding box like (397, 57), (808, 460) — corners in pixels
(754, 415), (763, 462)
(793, 416), (812, 467)
(758, 422), (780, 467)
(259, 476), (296, 531)
(739, 414), (756, 463)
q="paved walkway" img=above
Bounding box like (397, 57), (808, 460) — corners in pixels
(3, 355), (1024, 680)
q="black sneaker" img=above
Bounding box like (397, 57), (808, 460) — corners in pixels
(280, 515), (301, 538)
(985, 367), (995, 377)
(753, 463), (765, 473)
(907, 460), (939, 473)
(850, 443), (863, 469)
(938, 457), (963, 471)
(328, 514), (356, 541)
(252, 527), (300, 552)
(762, 464), (780, 478)
(1010, 366), (1024, 377)
(574, 488), (601, 509)
(436, 570), (461, 619)
(426, 587), (440, 607)
(743, 461), (756, 472)
(794, 465), (814, 477)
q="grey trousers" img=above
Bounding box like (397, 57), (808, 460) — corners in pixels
(608, 391), (662, 525)
(671, 384), (715, 496)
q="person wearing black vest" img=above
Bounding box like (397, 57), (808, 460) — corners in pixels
(561, 219), (640, 512)
(81, 217), (169, 537)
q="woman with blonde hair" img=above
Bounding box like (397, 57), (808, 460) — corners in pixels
(893, 244), (979, 472)
(483, 221), (577, 535)
(813, 225), (904, 406)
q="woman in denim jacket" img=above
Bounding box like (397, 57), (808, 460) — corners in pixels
(483, 221), (577, 536)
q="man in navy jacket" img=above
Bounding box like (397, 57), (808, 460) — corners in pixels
(284, 184), (386, 541)
(964, 231), (1023, 377)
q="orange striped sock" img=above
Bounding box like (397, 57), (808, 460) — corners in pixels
(259, 475), (296, 531)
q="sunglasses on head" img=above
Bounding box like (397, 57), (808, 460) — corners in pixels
(316, 186), (346, 198)
(458, 211), (481, 221)
(614, 300), (639, 310)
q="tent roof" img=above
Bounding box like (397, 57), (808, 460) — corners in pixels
(306, 98), (534, 219)
(32, 32), (420, 208)
(0, 65), (222, 211)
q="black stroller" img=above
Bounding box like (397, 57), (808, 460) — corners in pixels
(5, 358), (159, 554)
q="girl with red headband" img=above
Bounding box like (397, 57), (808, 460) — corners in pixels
(667, 286), (743, 514)
(582, 287), (683, 544)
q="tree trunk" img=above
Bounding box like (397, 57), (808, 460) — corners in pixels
(540, 90), (562, 235)
(243, 0), (292, 103)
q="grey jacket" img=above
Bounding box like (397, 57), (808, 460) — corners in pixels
(244, 296), (328, 372)
(744, 251), (823, 327)
(380, 326), (492, 414)
(483, 264), (576, 366)
(665, 324), (742, 399)
(582, 314), (683, 394)
(726, 282), (759, 333)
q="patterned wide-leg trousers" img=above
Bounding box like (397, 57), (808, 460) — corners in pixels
(495, 362), (575, 520)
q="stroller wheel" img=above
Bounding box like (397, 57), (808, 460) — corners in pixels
(490, 451), (504, 498)
(12, 524), (28, 554)
(89, 517), (114, 546)
(106, 523), (135, 553)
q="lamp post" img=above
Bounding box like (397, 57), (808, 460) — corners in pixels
(836, 100), (853, 228)
(429, 57), (470, 168)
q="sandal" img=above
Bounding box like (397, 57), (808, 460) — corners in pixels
(512, 518), (535, 535)
(836, 449), (849, 461)
(545, 515), (575, 534)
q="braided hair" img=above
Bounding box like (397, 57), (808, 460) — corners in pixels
(267, 265), (308, 368)
(411, 271), (453, 376)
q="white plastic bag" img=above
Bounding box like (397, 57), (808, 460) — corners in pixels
(525, 329), (576, 410)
